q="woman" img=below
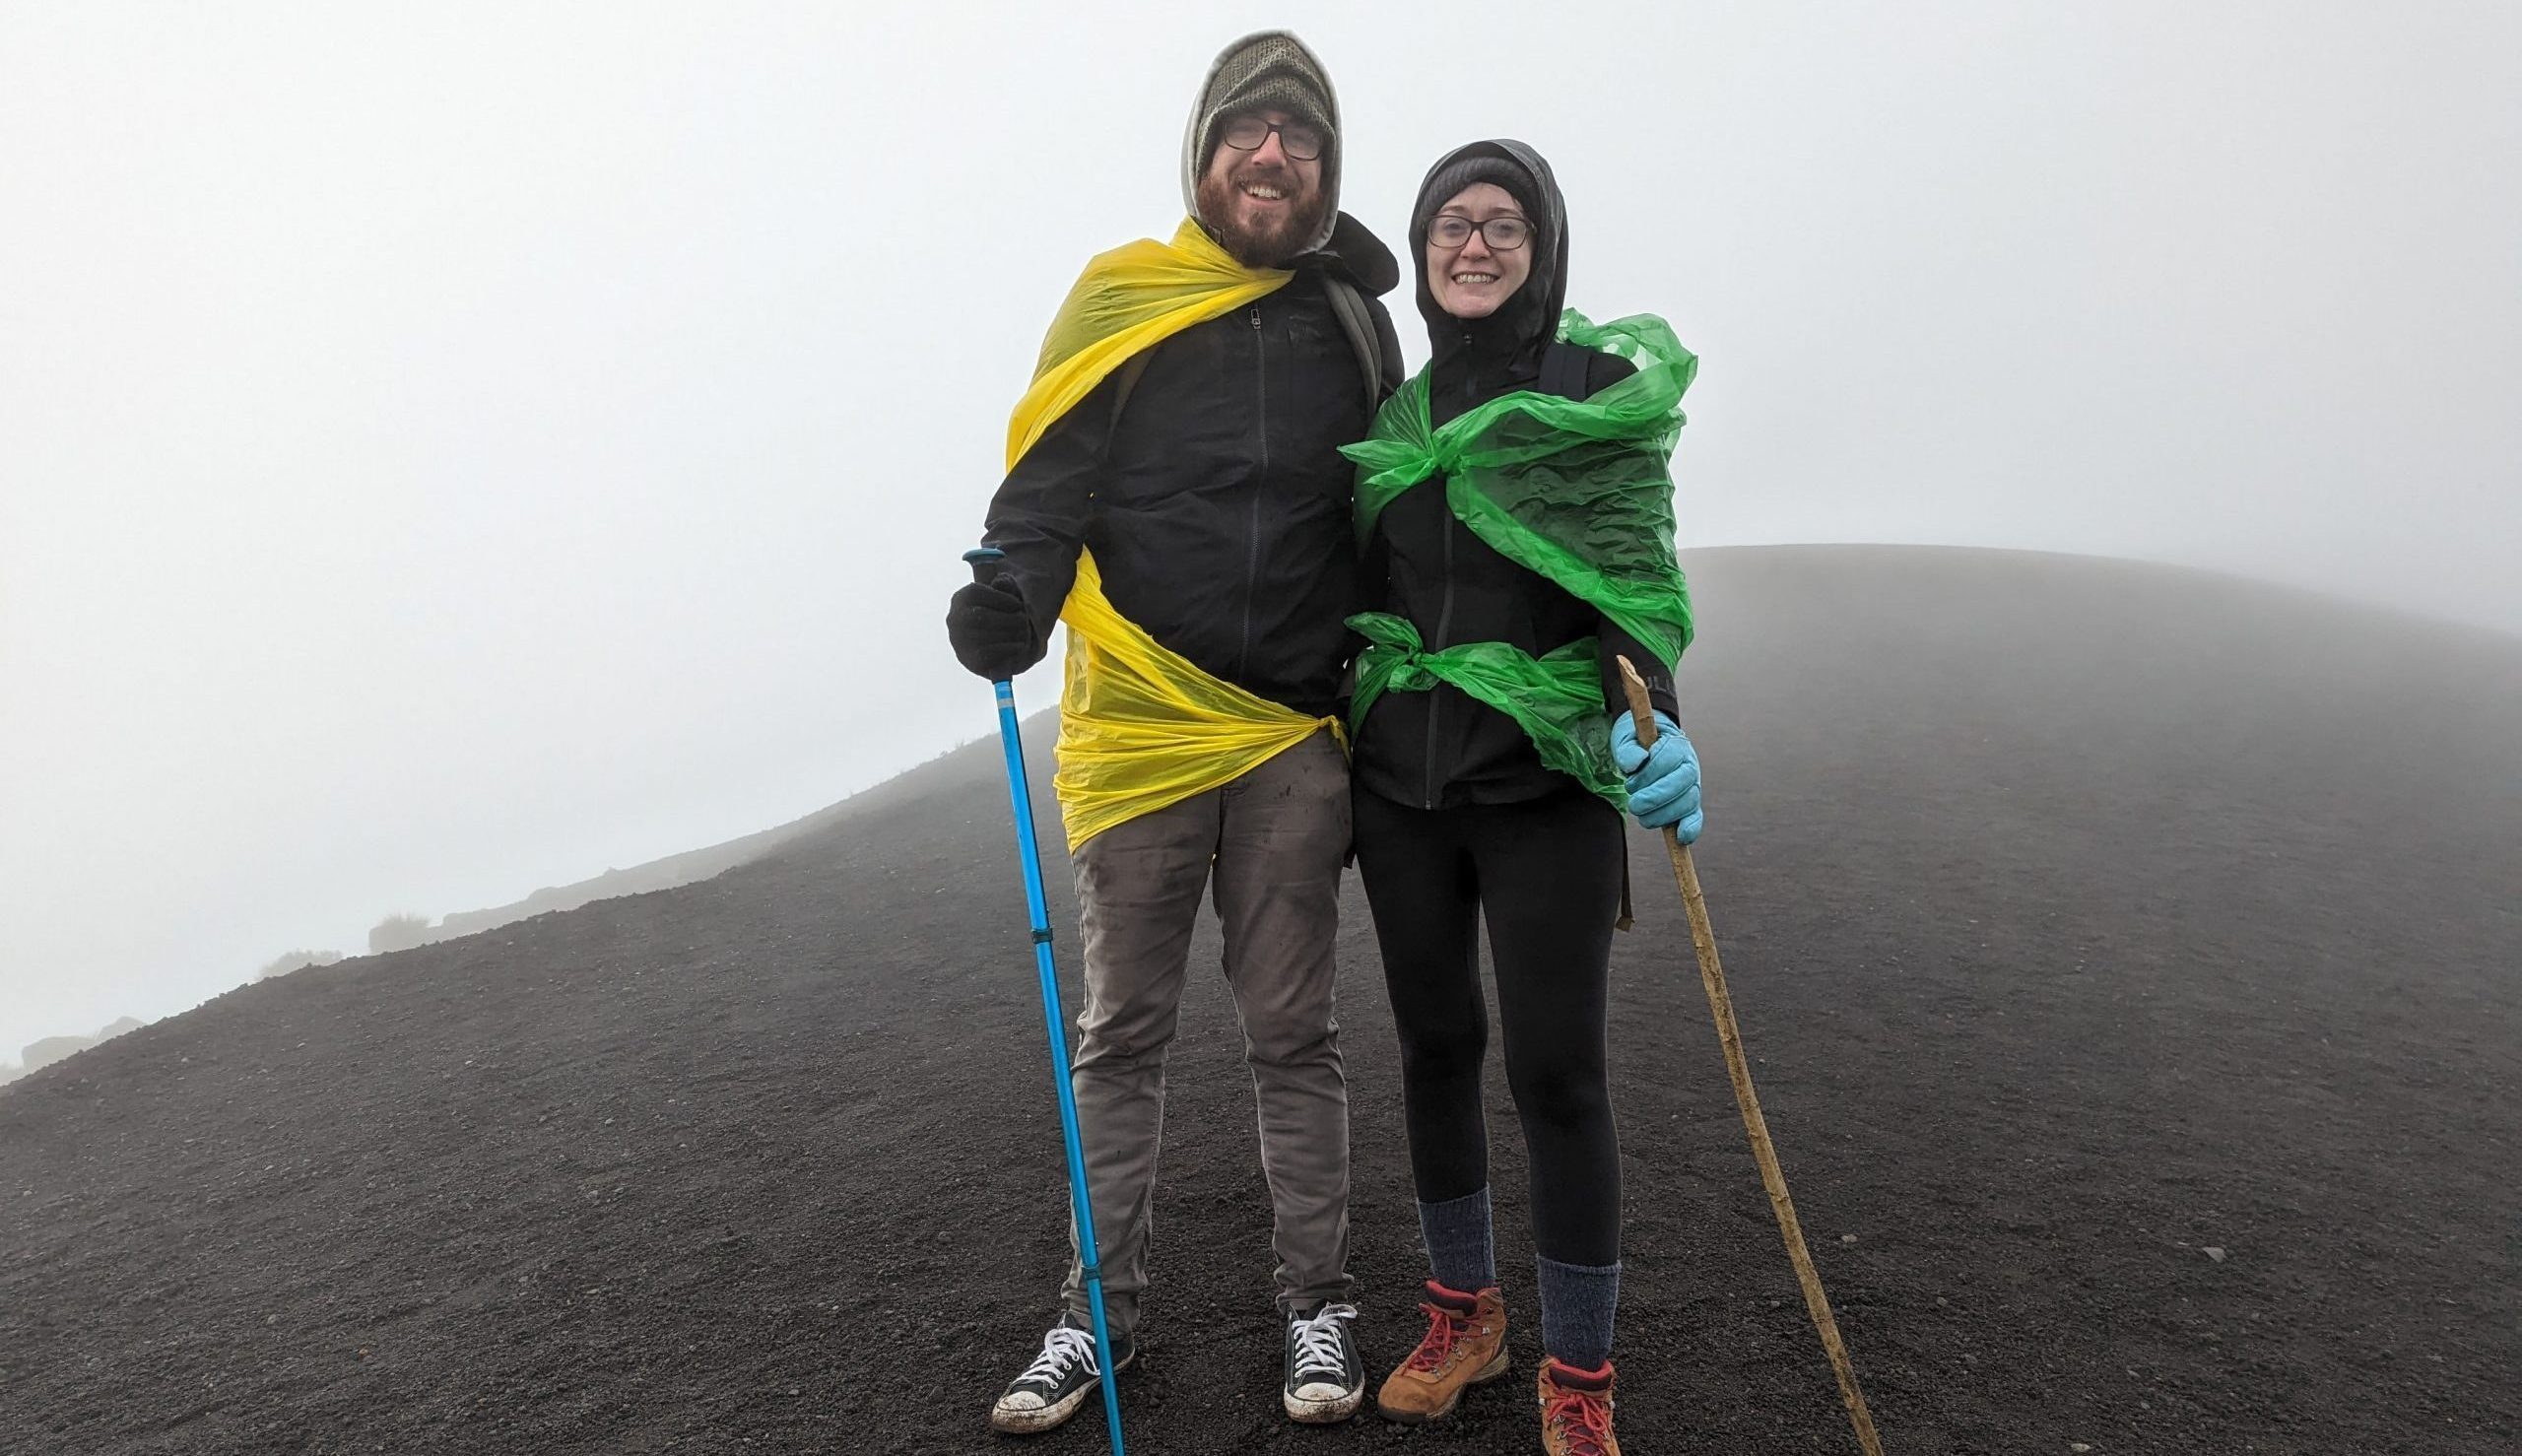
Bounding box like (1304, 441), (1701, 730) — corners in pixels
(1342, 140), (1701, 1455)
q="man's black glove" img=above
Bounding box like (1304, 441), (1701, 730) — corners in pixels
(946, 575), (1044, 680)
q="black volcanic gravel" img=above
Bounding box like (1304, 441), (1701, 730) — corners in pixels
(4, 547), (2517, 1455)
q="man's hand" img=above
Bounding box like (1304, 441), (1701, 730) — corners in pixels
(1611, 709), (1703, 843)
(946, 576), (1042, 681)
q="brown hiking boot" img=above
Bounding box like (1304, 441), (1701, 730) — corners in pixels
(1374, 1281), (1508, 1423)
(1537, 1357), (1620, 1456)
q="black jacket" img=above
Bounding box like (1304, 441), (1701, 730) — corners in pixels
(978, 213), (1404, 719)
(1352, 141), (1681, 811)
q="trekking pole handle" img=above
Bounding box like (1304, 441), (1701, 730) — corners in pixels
(962, 548), (1022, 690)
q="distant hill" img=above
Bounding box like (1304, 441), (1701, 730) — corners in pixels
(1, 750), (987, 1084)
(398, 741), (992, 949)
(11, 1015), (147, 1081)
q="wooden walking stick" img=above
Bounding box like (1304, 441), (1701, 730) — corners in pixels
(1618, 657), (1884, 1456)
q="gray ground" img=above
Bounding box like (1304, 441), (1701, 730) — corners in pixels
(4, 546), (2516, 1454)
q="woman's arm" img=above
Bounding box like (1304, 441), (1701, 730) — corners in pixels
(1570, 350), (1682, 717)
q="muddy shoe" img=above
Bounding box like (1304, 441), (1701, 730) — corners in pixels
(988, 1322), (1131, 1435)
(1376, 1281), (1508, 1423)
(1282, 1301), (1364, 1423)
(1537, 1357), (1620, 1456)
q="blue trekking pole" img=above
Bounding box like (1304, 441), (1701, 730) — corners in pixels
(962, 546), (1125, 1455)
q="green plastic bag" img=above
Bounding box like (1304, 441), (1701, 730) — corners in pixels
(1341, 309), (1697, 805)
(1347, 613), (1626, 803)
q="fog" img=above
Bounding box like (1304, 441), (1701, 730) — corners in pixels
(4, 1), (2516, 1061)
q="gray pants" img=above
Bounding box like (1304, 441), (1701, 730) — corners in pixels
(1057, 729), (1353, 1340)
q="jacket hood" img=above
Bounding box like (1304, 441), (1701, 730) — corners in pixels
(1314, 211), (1400, 298)
(1409, 139), (1567, 364)
(1180, 30), (1343, 257)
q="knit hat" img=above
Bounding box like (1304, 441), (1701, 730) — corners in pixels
(1180, 31), (1342, 254)
(1416, 155), (1542, 237)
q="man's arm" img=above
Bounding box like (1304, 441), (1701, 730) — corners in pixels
(947, 369), (1121, 678)
(985, 368), (1122, 643)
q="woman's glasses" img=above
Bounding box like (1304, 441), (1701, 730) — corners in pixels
(1220, 115), (1327, 162)
(1427, 214), (1532, 251)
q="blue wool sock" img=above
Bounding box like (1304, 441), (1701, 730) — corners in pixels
(1417, 1187), (1497, 1292)
(1536, 1254), (1622, 1370)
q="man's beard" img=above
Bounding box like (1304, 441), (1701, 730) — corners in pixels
(1196, 165), (1330, 268)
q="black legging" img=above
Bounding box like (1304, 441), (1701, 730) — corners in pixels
(1353, 783), (1625, 1267)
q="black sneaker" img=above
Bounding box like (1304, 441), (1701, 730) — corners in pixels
(1283, 1302), (1364, 1423)
(988, 1322), (1132, 1435)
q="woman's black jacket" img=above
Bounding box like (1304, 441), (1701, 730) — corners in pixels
(1350, 331), (1680, 811)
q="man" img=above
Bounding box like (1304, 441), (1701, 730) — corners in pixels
(945, 29), (1403, 1437)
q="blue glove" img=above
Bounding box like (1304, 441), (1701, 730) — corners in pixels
(1610, 709), (1703, 843)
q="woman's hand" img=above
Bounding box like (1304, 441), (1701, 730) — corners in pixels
(1610, 710), (1703, 843)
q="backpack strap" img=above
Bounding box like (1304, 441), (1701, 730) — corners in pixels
(1321, 276), (1404, 411)
(1103, 351), (1154, 433)
(1539, 339), (1590, 401)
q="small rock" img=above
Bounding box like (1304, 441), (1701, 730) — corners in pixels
(2071, 1445), (2092, 1453)
(2203, 1246), (2226, 1263)
(1840, 1233), (1857, 1244)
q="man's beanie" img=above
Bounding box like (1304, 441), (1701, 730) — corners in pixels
(1192, 31), (1335, 161)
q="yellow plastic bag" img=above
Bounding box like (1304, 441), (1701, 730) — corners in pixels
(1051, 554), (1345, 848)
(1009, 220), (1288, 463)
(1004, 220), (1343, 849)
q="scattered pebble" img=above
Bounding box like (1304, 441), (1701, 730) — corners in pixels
(2203, 1246), (2227, 1263)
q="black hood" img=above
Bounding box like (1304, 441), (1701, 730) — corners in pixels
(1304, 210), (1401, 298)
(1408, 139), (1567, 367)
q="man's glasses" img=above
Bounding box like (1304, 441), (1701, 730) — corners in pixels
(1221, 115), (1327, 162)
(1428, 215), (1532, 251)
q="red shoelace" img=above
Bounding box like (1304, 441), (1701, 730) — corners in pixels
(1543, 1380), (1617, 1456)
(1402, 1299), (1470, 1372)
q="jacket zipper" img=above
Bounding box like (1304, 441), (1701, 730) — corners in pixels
(1424, 334), (1471, 810)
(1241, 304), (1266, 683)
(1424, 509), (1457, 810)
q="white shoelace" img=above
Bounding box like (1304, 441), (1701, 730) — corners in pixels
(1019, 1325), (1099, 1388)
(1289, 1303), (1359, 1382)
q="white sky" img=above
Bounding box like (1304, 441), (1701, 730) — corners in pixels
(4, 1), (2517, 1059)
